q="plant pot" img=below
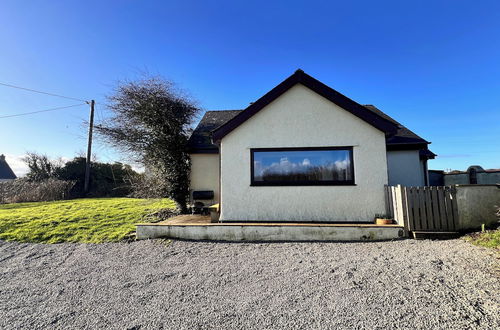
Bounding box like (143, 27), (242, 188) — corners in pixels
(375, 218), (393, 225)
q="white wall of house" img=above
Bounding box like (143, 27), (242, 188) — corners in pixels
(189, 153), (219, 203)
(386, 150), (425, 186)
(219, 84), (388, 222)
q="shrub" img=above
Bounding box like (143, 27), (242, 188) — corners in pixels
(0, 178), (75, 204)
(128, 170), (170, 199)
(96, 75), (199, 213)
(55, 157), (138, 198)
(21, 152), (140, 198)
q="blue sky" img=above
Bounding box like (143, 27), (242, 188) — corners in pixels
(1, 0), (499, 176)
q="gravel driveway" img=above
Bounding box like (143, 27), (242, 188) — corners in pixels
(0, 238), (498, 329)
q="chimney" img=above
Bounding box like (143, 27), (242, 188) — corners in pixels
(0, 154), (5, 161)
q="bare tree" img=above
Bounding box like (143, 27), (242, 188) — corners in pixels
(23, 152), (62, 182)
(96, 75), (199, 213)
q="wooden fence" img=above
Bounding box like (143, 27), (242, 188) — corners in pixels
(385, 185), (459, 234)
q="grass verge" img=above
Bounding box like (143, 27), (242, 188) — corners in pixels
(0, 198), (175, 243)
(464, 229), (500, 249)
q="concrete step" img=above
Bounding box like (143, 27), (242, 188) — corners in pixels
(136, 223), (405, 242)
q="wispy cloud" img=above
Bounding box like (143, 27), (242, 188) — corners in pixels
(4, 154), (28, 177)
(438, 154), (472, 158)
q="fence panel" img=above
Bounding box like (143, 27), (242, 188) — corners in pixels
(385, 185), (458, 233)
(437, 187), (447, 230)
(430, 188), (440, 230)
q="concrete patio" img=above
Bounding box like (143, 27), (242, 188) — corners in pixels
(136, 215), (404, 241)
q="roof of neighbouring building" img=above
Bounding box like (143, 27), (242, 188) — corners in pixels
(443, 166), (500, 174)
(0, 154), (17, 180)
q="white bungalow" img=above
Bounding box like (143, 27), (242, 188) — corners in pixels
(187, 70), (435, 223)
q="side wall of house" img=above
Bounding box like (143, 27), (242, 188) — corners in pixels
(219, 84), (388, 222)
(386, 150), (425, 186)
(189, 154), (219, 203)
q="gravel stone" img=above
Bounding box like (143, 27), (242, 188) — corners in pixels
(0, 239), (498, 329)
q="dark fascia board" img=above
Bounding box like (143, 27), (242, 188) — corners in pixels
(386, 143), (436, 159)
(420, 148), (437, 160)
(212, 69), (399, 142)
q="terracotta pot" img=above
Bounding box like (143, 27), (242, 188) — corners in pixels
(375, 218), (393, 225)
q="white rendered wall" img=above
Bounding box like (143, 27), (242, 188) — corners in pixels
(219, 84), (388, 222)
(386, 150), (425, 186)
(189, 154), (219, 203)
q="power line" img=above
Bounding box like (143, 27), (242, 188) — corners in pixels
(0, 103), (87, 119)
(0, 79), (97, 194)
(0, 82), (87, 102)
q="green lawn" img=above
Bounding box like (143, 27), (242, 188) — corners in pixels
(464, 229), (500, 249)
(0, 198), (176, 243)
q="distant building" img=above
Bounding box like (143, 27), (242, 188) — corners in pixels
(0, 154), (17, 182)
(429, 166), (500, 186)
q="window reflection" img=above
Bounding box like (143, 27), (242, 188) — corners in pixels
(252, 148), (353, 184)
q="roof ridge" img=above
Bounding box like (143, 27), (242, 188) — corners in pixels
(212, 70), (399, 141)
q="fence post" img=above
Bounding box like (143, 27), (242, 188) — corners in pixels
(384, 185), (395, 218)
(396, 185), (410, 237)
(450, 185), (459, 231)
(384, 185), (390, 216)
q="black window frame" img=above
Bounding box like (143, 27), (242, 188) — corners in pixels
(250, 146), (355, 186)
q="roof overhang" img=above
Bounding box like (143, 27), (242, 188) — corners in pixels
(386, 142), (436, 159)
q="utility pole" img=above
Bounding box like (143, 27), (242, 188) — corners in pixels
(84, 100), (95, 194)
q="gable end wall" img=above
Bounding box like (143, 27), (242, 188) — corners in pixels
(219, 84), (388, 222)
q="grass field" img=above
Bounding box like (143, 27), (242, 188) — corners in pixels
(0, 198), (175, 243)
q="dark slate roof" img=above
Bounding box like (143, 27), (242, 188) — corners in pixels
(188, 72), (431, 154)
(187, 110), (242, 153)
(0, 155), (17, 180)
(363, 105), (429, 145)
(212, 70), (398, 141)
(419, 149), (437, 160)
(188, 105), (432, 154)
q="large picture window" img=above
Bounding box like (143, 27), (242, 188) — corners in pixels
(251, 147), (355, 186)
